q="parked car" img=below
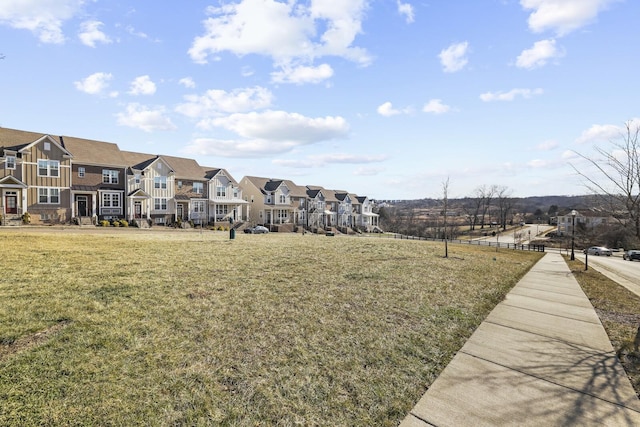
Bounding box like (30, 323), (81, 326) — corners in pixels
(623, 250), (640, 261)
(583, 246), (612, 256)
(244, 225), (269, 234)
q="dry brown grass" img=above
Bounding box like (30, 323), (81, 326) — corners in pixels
(0, 229), (542, 426)
(565, 257), (640, 398)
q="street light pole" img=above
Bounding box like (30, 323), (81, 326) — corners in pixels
(570, 210), (577, 261)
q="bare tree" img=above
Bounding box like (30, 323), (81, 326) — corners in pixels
(478, 185), (497, 229)
(572, 121), (640, 239)
(442, 177), (450, 258)
(496, 186), (513, 230)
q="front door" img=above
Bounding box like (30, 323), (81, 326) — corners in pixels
(177, 204), (184, 220)
(134, 201), (142, 218)
(5, 195), (17, 214)
(77, 196), (88, 216)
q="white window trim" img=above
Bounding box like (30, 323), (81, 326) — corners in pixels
(38, 159), (60, 177)
(154, 176), (167, 189)
(154, 197), (168, 211)
(102, 192), (121, 208)
(78, 167), (85, 178)
(102, 169), (119, 184)
(38, 187), (60, 204)
(6, 156), (16, 170)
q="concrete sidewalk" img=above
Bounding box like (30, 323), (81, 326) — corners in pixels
(400, 252), (640, 426)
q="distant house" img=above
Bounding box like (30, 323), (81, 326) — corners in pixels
(203, 167), (247, 224)
(0, 128), (73, 225)
(123, 152), (176, 226)
(556, 210), (612, 236)
(61, 135), (128, 223)
(240, 176), (301, 229)
(355, 195), (379, 232)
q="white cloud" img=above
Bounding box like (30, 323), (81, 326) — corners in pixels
(179, 77), (196, 89)
(397, 1), (415, 23)
(575, 123), (621, 144)
(184, 110), (349, 158)
(273, 153), (388, 168)
(480, 88), (543, 102)
(438, 41), (469, 73)
(209, 111), (348, 142)
(176, 86), (273, 122)
(354, 166), (385, 176)
(516, 39), (563, 69)
(78, 20), (111, 48)
(377, 102), (401, 117)
(527, 159), (549, 168)
(422, 99), (451, 114)
(271, 63), (334, 84)
(188, 0), (371, 76)
(536, 140), (559, 151)
(116, 103), (177, 132)
(521, 0), (618, 36)
(0, 0), (84, 43)
(74, 72), (114, 95)
(128, 75), (157, 96)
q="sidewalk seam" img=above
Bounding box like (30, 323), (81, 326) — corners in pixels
(458, 349), (640, 414)
(498, 301), (601, 325)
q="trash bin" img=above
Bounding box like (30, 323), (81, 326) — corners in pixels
(230, 228), (235, 240)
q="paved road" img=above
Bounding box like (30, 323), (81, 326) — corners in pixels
(575, 252), (640, 298)
(472, 224), (556, 245)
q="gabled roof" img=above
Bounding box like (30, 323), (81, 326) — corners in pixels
(333, 191), (351, 202)
(121, 151), (174, 173)
(308, 185), (338, 202)
(203, 167), (239, 185)
(0, 175), (27, 188)
(0, 127), (59, 153)
(163, 155), (206, 180)
(306, 188), (322, 199)
(60, 135), (127, 167)
(0, 127), (70, 158)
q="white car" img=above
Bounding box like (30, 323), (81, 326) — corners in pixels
(584, 246), (612, 256)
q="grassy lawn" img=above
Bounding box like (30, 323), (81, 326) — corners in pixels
(565, 257), (640, 398)
(0, 230), (542, 426)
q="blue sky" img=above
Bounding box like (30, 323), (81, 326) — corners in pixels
(1, 0), (638, 200)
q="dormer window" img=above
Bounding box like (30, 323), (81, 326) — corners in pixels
(6, 155), (15, 170)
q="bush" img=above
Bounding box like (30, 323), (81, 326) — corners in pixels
(99, 220), (110, 227)
(119, 220), (129, 227)
(112, 219), (121, 227)
(21, 212), (31, 224)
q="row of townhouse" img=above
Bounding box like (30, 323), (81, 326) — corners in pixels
(0, 127), (246, 226)
(240, 177), (379, 233)
(0, 127), (380, 232)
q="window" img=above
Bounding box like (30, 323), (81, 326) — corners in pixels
(177, 180), (183, 189)
(38, 188), (59, 204)
(216, 186), (226, 197)
(102, 193), (121, 208)
(279, 194), (286, 204)
(102, 169), (118, 184)
(233, 188), (239, 198)
(6, 156), (15, 169)
(154, 176), (167, 189)
(78, 167), (85, 178)
(194, 200), (206, 213)
(216, 205), (228, 215)
(44, 142), (51, 151)
(38, 160), (59, 177)
(154, 198), (167, 210)
(193, 182), (203, 194)
(135, 174), (141, 184)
